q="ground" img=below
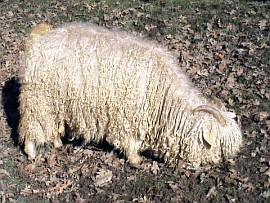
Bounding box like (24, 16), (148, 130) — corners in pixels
(0, 0), (269, 202)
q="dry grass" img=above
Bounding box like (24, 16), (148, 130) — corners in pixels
(0, 0), (269, 202)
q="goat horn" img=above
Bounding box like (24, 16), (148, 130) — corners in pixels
(209, 95), (226, 110)
(193, 105), (226, 126)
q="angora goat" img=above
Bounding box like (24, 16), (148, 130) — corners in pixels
(19, 23), (242, 167)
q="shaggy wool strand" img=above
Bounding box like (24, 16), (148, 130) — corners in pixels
(19, 23), (242, 166)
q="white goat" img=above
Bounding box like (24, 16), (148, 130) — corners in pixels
(19, 23), (242, 167)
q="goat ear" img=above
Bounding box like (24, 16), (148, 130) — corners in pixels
(202, 124), (216, 147)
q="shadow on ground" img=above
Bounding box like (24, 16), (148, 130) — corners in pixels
(2, 77), (20, 145)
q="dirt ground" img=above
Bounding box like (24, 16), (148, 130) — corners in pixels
(0, 0), (269, 202)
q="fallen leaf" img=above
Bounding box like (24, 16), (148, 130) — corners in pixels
(228, 98), (234, 105)
(226, 74), (235, 87)
(206, 186), (217, 199)
(46, 154), (57, 167)
(24, 163), (36, 173)
(260, 190), (270, 198)
(127, 175), (136, 181)
(265, 168), (270, 177)
(94, 169), (113, 187)
(258, 19), (267, 30)
(225, 194), (237, 203)
(254, 111), (269, 121)
(48, 180), (73, 194)
(20, 185), (32, 196)
(0, 169), (10, 177)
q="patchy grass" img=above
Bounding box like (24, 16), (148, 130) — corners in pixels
(0, 0), (269, 202)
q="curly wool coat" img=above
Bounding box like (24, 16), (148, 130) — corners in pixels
(19, 23), (242, 166)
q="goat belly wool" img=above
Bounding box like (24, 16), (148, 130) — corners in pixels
(19, 22), (242, 167)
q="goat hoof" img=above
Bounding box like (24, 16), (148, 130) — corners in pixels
(54, 137), (63, 148)
(24, 141), (36, 160)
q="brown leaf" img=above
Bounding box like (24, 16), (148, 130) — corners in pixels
(76, 197), (88, 203)
(127, 175), (136, 181)
(0, 169), (10, 177)
(228, 98), (234, 105)
(225, 194), (237, 203)
(236, 67), (244, 76)
(255, 111), (269, 121)
(20, 185), (32, 196)
(168, 181), (183, 196)
(179, 15), (187, 24)
(242, 182), (254, 192)
(32, 189), (41, 194)
(48, 180), (73, 194)
(145, 24), (157, 32)
(249, 9), (257, 15)
(206, 186), (217, 200)
(264, 179), (270, 188)
(46, 153), (56, 167)
(94, 169), (113, 187)
(68, 166), (80, 175)
(226, 74), (235, 87)
(82, 149), (93, 157)
(260, 190), (270, 198)
(265, 168), (270, 177)
(24, 163), (36, 173)
(258, 19), (267, 30)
